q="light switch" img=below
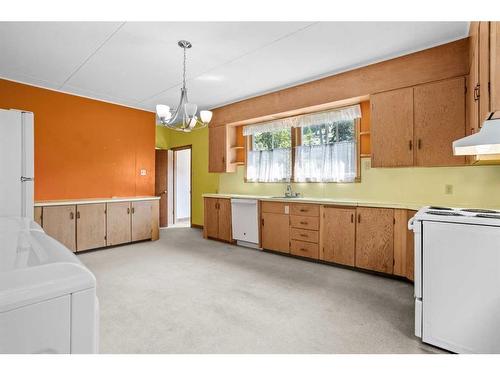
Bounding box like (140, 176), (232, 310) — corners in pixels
(140, 169), (147, 176)
(284, 205), (289, 214)
(445, 184), (453, 195)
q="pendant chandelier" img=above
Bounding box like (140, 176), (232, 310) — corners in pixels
(156, 40), (213, 132)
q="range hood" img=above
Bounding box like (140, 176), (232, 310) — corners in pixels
(453, 114), (500, 156)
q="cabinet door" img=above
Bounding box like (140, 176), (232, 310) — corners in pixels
(261, 213), (290, 254)
(321, 207), (356, 266)
(491, 22), (500, 113)
(204, 198), (219, 239)
(131, 200), (153, 241)
(42, 205), (76, 252)
(355, 207), (394, 274)
(106, 201), (132, 246)
(479, 21), (491, 123)
(217, 198), (232, 242)
(208, 126), (227, 173)
(414, 77), (466, 166)
(34, 206), (43, 227)
(406, 210), (417, 281)
(76, 203), (106, 251)
(469, 22), (480, 135)
(371, 87), (414, 167)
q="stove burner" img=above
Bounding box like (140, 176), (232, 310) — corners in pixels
(427, 210), (463, 216)
(475, 214), (500, 219)
(428, 206), (453, 211)
(461, 208), (499, 214)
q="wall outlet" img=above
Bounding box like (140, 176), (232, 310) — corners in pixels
(140, 169), (147, 176)
(445, 184), (453, 195)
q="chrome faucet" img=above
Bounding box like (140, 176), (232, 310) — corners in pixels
(285, 183), (300, 198)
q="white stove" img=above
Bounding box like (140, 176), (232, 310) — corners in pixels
(409, 206), (500, 353)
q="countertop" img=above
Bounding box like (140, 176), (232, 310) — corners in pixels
(35, 196), (160, 207)
(202, 193), (424, 210)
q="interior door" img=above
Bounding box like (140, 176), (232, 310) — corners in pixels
(322, 207), (356, 266)
(414, 77), (466, 166)
(106, 201), (132, 246)
(155, 149), (168, 227)
(76, 203), (106, 251)
(217, 198), (232, 242)
(42, 205), (77, 252)
(355, 207), (394, 274)
(371, 87), (414, 167)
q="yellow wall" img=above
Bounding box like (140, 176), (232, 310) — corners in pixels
(156, 126), (219, 226)
(219, 159), (500, 209)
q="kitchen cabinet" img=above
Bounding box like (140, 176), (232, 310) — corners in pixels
(34, 206), (42, 227)
(321, 206), (356, 266)
(491, 22), (500, 112)
(131, 200), (154, 242)
(371, 87), (414, 167)
(393, 209), (416, 279)
(203, 197), (232, 242)
(290, 240), (319, 259)
(208, 126), (227, 173)
(355, 207), (394, 274)
(76, 203), (106, 251)
(371, 77), (466, 167)
(413, 77), (466, 166)
(106, 201), (132, 246)
(289, 203), (320, 259)
(42, 205), (77, 252)
(261, 201), (290, 253)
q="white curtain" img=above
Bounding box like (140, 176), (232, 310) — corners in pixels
(294, 141), (356, 183)
(246, 148), (291, 182)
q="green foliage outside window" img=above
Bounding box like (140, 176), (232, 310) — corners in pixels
(301, 120), (355, 146)
(252, 128), (292, 150)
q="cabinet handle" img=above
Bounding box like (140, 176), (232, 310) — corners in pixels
(76, 211), (80, 219)
(300, 248), (307, 252)
(131, 207), (135, 214)
(474, 84), (480, 101)
(70, 212), (74, 220)
(408, 140), (413, 150)
(300, 221), (308, 225)
(351, 213), (354, 223)
(417, 139), (422, 149)
(357, 214), (361, 223)
(300, 208), (307, 212)
(222, 156), (225, 164)
(300, 234), (308, 238)
(127, 207), (130, 214)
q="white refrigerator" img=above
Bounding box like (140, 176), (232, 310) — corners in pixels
(0, 109), (34, 218)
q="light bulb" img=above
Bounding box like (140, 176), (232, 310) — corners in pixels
(200, 110), (213, 123)
(189, 116), (198, 129)
(184, 103), (198, 117)
(156, 104), (171, 118)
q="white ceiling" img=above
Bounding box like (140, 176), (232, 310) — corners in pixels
(0, 22), (469, 112)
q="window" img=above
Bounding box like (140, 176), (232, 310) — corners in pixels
(244, 105), (360, 183)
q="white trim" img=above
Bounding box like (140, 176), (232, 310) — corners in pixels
(0, 76), (155, 113)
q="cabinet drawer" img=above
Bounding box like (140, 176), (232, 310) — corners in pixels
(290, 240), (319, 259)
(261, 201), (290, 214)
(291, 228), (319, 243)
(291, 203), (319, 217)
(290, 215), (319, 230)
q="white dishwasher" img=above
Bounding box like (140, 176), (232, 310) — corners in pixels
(231, 199), (259, 248)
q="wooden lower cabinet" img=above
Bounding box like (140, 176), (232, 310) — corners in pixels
(76, 203), (106, 251)
(42, 205), (77, 252)
(34, 206), (43, 227)
(132, 200), (154, 242)
(203, 197), (232, 242)
(290, 240), (319, 259)
(107, 201), (132, 246)
(355, 207), (394, 274)
(261, 212), (290, 253)
(321, 206), (356, 266)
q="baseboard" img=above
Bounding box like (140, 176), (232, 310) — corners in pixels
(191, 223), (203, 229)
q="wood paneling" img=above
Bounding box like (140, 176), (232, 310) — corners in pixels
(321, 207), (356, 266)
(414, 77), (466, 166)
(291, 227), (319, 243)
(131, 200), (153, 241)
(211, 39), (468, 127)
(290, 240), (319, 259)
(208, 126), (227, 173)
(261, 201), (290, 214)
(106, 201), (131, 246)
(290, 215), (319, 231)
(355, 207), (394, 274)
(291, 203), (319, 217)
(261, 213), (290, 253)
(203, 197), (219, 239)
(371, 87), (414, 167)
(76, 203), (106, 251)
(42, 205), (76, 252)
(155, 149), (168, 227)
(34, 206), (42, 227)
(217, 198), (232, 242)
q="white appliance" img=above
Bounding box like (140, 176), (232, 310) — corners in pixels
(0, 217), (98, 354)
(0, 109), (34, 218)
(409, 206), (500, 353)
(231, 199), (259, 248)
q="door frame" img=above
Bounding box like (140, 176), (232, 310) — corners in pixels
(171, 145), (193, 227)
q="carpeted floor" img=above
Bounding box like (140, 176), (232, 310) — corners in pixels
(78, 227), (442, 354)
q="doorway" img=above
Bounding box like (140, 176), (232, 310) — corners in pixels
(172, 146), (192, 227)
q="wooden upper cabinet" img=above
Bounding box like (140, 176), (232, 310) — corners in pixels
(42, 205), (76, 252)
(414, 77), (466, 166)
(106, 201), (132, 246)
(491, 22), (500, 113)
(131, 200), (153, 242)
(204, 197), (219, 239)
(217, 198), (232, 242)
(321, 207), (356, 266)
(479, 21), (491, 123)
(355, 207), (394, 274)
(261, 212), (290, 254)
(76, 203), (106, 251)
(209, 126), (227, 173)
(371, 87), (414, 167)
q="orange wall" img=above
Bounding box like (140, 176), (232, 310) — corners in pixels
(0, 78), (156, 200)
